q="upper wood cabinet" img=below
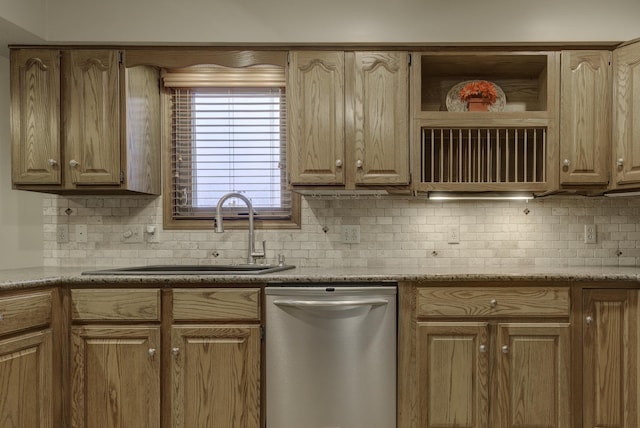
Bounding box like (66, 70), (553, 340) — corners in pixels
(410, 51), (560, 193)
(612, 41), (640, 189)
(560, 50), (611, 187)
(287, 50), (410, 188)
(10, 48), (161, 194)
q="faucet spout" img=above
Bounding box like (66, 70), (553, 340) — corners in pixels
(215, 193), (264, 264)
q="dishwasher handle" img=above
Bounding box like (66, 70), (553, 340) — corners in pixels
(273, 298), (389, 310)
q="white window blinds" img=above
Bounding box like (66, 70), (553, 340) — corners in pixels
(164, 65), (291, 220)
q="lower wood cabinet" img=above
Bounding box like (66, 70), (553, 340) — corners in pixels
(402, 284), (572, 428)
(70, 288), (161, 428)
(70, 326), (161, 428)
(0, 289), (54, 428)
(0, 330), (53, 427)
(583, 289), (640, 428)
(170, 325), (261, 428)
(417, 321), (570, 428)
(169, 288), (261, 428)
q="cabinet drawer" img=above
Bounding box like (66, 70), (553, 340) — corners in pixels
(0, 290), (52, 335)
(172, 288), (260, 321)
(72, 289), (160, 321)
(417, 286), (569, 317)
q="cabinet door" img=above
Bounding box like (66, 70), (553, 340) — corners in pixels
(71, 326), (160, 428)
(613, 42), (640, 186)
(495, 323), (571, 428)
(63, 50), (121, 186)
(288, 51), (345, 185)
(0, 330), (53, 428)
(10, 49), (61, 185)
(560, 50), (611, 186)
(352, 51), (410, 185)
(171, 325), (260, 428)
(416, 322), (490, 428)
(583, 289), (639, 428)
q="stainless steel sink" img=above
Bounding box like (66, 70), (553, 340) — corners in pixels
(81, 264), (295, 275)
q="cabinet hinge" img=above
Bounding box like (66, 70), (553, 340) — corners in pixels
(287, 52), (290, 66)
(260, 325), (265, 341)
(408, 53), (412, 66)
(120, 171), (125, 184)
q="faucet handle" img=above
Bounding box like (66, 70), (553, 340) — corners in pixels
(252, 240), (266, 261)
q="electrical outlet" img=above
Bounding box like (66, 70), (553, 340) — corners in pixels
(447, 225), (460, 244)
(56, 224), (69, 243)
(584, 224), (597, 244)
(76, 224), (88, 243)
(341, 225), (360, 244)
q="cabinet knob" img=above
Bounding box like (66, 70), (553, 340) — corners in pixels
(148, 348), (156, 358)
(171, 347), (180, 356)
(356, 159), (363, 168)
(585, 315), (594, 325)
(48, 159), (57, 166)
(69, 160), (79, 167)
(617, 158), (624, 167)
(479, 344), (487, 353)
(490, 299), (498, 308)
(501, 345), (509, 354)
(562, 159), (570, 167)
(335, 159), (343, 168)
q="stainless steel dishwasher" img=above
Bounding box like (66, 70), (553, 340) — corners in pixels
(265, 284), (397, 428)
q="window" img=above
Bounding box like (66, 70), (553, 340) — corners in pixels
(162, 62), (300, 229)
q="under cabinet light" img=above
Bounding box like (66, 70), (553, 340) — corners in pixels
(428, 192), (534, 201)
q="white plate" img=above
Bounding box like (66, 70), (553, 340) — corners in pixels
(446, 80), (506, 112)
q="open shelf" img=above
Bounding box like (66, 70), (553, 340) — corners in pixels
(414, 52), (552, 114)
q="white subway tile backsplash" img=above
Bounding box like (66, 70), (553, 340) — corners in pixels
(41, 194), (640, 268)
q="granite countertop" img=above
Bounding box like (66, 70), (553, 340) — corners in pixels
(1, 265), (640, 291)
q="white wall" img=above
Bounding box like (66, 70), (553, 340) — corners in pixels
(43, 0), (640, 44)
(0, 56), (43, 269)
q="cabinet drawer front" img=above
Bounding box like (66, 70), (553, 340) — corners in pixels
(417, 287), (569, 317)
(172, 288), (260, 321)
(0, 291), (52, 335)
(72, 289), (160, 321)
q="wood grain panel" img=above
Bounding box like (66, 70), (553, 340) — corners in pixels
(583, 289), (639, 428)
(417, 287), (570, 318)
(0, 290), (52, 335)
(417, 322), (490, 428)
(613, 42), (640, 187)
(171, 325), (260, 428)
(63, 50), (121, 187)
(288, 51), (345, 185)
(0, 330), (53, 428)
(560, 50), (611, 185)
(71, 326), (160, 428)
(172, 288), (260, 321)
(352, 51), (410, 185)
(71, 289), (160, 321)
(495, 323), (571, 428)
(11, 49), (61, 185)
(124, 65), (161, 194)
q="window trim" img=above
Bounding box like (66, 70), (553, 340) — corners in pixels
(160, 60), (301, 231)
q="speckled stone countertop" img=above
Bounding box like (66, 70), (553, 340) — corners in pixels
(1, 265), (639, 291)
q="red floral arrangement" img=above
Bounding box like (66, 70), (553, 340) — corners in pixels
(459, 80), (498, 104)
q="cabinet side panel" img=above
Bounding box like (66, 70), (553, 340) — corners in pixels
(124, 65), (161, 194)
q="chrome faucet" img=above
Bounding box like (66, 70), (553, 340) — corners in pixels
(215, 192), (265, 265)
